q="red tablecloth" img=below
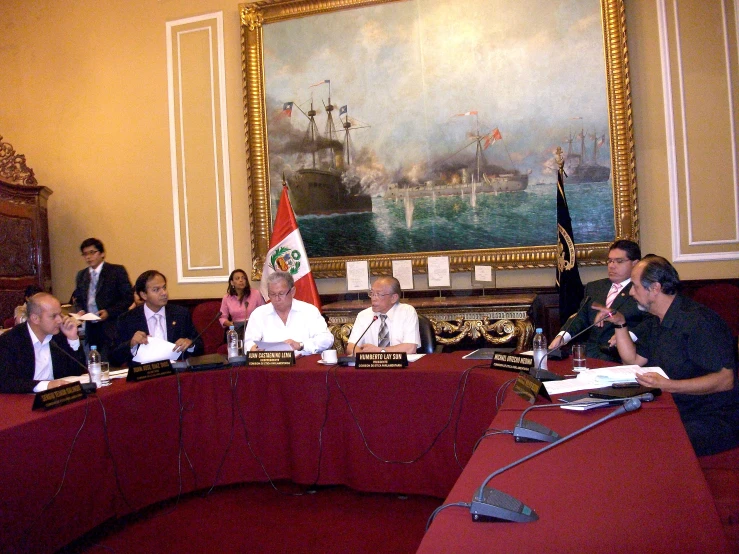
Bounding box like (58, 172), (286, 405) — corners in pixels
(0, 352), (510, 553)
(418, 362), (730, 553)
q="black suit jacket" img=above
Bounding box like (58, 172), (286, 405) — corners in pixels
(0, 324), (87, 394)
(111, 304), (203, 366)
(560, 278), (647, 362)
(72, 262), (134, 355)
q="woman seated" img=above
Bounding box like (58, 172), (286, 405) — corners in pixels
(219, 269), (265, 328)
(14, 285), (43, 325)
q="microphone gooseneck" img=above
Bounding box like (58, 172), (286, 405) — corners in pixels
(350, 315), (378, 354)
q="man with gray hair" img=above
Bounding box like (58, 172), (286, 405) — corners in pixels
(0, 293), (86, 393)
(596, 255), (739, 456)
(347, 276), (420, 355)
(243, 272), (333, 355)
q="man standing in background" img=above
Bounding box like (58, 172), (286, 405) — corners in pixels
(72, 238), (133, 362)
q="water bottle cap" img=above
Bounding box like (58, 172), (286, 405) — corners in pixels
(91, 345), (97, 350)
(535, 328), (543, 333)
(229, 326), (235, 330)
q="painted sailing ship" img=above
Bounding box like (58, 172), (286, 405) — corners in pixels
(384, 117), (528, 201)
(286, 82), (372, 216)
(564, 128), (611, 184)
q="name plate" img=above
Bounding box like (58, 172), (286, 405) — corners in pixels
(126, 360), (175, 382)
(33, 382), (86, 411)
(356, 352), (408, 369)
(247, 351), (295, 366)
(491, 352), (533, 373)
(513, 372), (552, 404)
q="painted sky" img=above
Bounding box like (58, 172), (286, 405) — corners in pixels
(263, 0), (609, 185)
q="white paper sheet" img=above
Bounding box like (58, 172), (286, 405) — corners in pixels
(474, 265), (493, 283)
(132, 336), (182, 363)
(427, 256), (450, 287)
(544, 366), (669, 396)
(72, 313), (102, 321)
(255, 341), (293, 351)
(392, 260), (414, 290)
(346, 261), (370, 291)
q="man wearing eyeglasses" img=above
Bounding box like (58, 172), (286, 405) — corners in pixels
(346, 276), (420, 355)
(549, 239), (646, 362)
(71, 238), (133, 362)
(243, 272), (333, 355)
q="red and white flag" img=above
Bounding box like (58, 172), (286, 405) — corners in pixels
(261, 184), (322, 311)
(483, 128), (502, 150)
(453, 110), (478, 117)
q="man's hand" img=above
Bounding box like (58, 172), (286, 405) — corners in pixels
(358, 344), (382, 353)
(60, 316), (79, 340)
(549, 335), (563, 350)
(591, 302), (623, 326)
(284, 339), (302, 351)
(97, 309), (109, 321)
(173, 338), (193, 353)
(635, 371), (670, 391)
(130, 330), (149, 348)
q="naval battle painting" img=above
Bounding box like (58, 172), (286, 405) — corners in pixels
(241, 0), (638, 277)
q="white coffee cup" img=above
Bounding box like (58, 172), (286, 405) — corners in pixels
(321, 349), (338, 364)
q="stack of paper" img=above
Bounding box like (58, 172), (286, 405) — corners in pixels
(544, 365), (669, 396)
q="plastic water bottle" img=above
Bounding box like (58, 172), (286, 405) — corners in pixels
(227, 326), (239, 359)
(88, 345), (102, 387)
(532, 328), (548, 371)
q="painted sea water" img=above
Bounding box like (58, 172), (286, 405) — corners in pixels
(291, 181), (614, 258)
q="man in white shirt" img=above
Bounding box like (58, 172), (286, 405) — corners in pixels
(0, 293), (86, 393)
(346, 276), (420, 355)
(244, 272), (334, 355)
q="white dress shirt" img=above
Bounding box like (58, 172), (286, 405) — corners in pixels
(243, 299), (334, 354)
(348, 303), (421, 348)
(28, 323), (81, 392)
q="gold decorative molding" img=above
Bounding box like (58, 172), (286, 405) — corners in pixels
(240, 0), (637, 280)
(0, 136), (38, 186)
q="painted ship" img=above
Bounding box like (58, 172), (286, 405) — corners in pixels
(286, 85), (372, 216)
(385, 119), (527, 201)
(564, 128), (611, 184)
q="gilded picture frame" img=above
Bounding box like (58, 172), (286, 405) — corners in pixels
(240, 0), (637, 279)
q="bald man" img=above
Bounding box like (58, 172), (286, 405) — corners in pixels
(0, 293), (86, 393)
(346, 276), (420, 355)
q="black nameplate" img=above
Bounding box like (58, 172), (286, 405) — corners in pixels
(126, 360), (175, 382)
(247, 351), (295, 366)
(356, 352), (408, 369)
(513, 372), (552, 404)
(491, 352), (534, 373)
(33, 382), (86, 411)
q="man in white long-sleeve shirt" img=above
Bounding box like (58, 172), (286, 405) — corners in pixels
(244, 272), (333, 356)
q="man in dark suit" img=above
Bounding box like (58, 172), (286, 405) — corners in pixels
(72, 238), (133, 362)
(0, 293), (86, 393)
(549, 239), (646, 362)
(111, 270), (203, 366)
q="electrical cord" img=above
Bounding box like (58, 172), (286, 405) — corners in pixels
(426, 501), (472, 531)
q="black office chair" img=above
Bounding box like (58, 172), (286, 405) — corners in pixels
(417, 315), (437, 354)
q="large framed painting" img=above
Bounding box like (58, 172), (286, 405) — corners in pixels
(240, 0), (637, 278)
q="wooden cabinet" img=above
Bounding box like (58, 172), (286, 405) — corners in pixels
(0, 137), (52, 323)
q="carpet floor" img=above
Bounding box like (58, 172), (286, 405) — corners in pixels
(60, 483), (443, 554)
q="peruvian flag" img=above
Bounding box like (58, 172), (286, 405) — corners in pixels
(483, 128), (502, 149)
(260, 184), (322, 311)
(453, 110), (478, 117)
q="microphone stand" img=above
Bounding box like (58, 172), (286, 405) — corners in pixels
(340, 315), (378, 364)
(49, 340), (97, 393)
(470, 398), (642, 522)
(532, 306), (614, 381)
(172, 310), (222, 369)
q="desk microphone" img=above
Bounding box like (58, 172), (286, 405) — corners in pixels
(470, 398), (642, 523)
(172, 310), (222, 370)
(339, 315), (378, 365)
(49, 340), (97, 393)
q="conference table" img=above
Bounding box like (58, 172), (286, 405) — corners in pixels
(0, 353), (728, 553)
(0, 352), (507, 553)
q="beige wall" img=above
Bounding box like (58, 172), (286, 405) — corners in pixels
(0, 0), (736, 303)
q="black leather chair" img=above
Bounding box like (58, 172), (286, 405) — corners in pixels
(417, 315), (437, 354)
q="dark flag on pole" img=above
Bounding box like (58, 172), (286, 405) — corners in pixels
(555, 147), (584, 322)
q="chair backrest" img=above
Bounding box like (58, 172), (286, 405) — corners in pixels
(417, 314), (437, 354)
(191, 300), (224, 354)
(3, 317), (15, 329)
(692, 284), (739, 336)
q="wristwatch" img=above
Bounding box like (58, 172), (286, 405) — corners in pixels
(613, 323), (627, 329)
(298, 342), (304, 350)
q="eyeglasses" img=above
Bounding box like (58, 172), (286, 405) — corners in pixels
(268, 287), (293, 300)
(367, 291), (392, 299)
(82, 250), (100, 257)
(606, 258), (629, 265)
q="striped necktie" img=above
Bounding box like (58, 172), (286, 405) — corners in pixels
(87, 270), (99, 313)
(606, 283), (622, 308)
(378, 314), (390, 348)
